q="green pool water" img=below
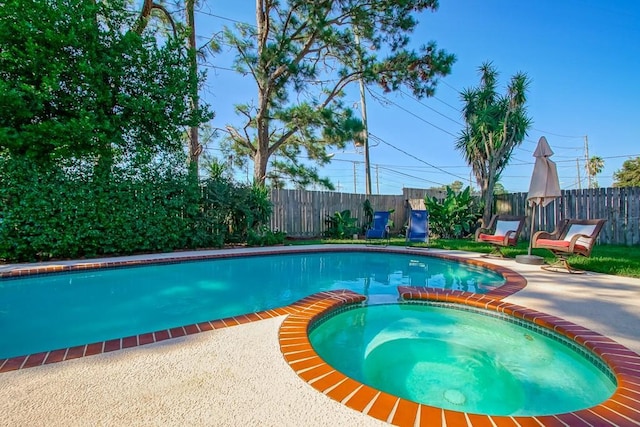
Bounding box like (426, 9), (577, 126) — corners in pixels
(309, 303), (616, 416)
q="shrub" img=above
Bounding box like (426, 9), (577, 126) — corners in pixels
(324, 209), (359, 239)
(425, 186), (481, 239)
(0, 156), (200, 261)
(247, 227), (286, 246)
(198, 176), (274, 245)
(362, 199), (374, 234)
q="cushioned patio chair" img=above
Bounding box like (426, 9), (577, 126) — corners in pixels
(365, 211), (390, 246)
(406, 209), (429, 248)
(475, 214), (525, 258)
(533, 218), (606, 273)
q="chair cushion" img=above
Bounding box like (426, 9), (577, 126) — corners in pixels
(478, 233), (516, 245)
(494, 220), (521, 236)
(563, 224), (596, 248)
(536, 238), (588, 252)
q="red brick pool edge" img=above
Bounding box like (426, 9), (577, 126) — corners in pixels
(279, 289), (640, 427)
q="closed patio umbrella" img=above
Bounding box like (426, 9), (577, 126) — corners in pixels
(516, 136), (562, 264)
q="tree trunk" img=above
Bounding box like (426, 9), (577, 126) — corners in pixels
(482, 189), (494, 228)
(186, 0), (200, 173)
(481, 169), (497, 227)
(253, 145), (269, 185)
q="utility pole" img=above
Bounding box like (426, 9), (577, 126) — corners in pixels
(375, 164), (380, 194)
(576, 158), (582, 190)
(584, 135), (591, 189)
(354, 32), (372, 196)
(353, 162), (357, 193)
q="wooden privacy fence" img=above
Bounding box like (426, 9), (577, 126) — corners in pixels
(269, 187), (448, 237)
(270, 187), (640, 245)
(269, 189), (407, 238)
(494, 187), (640, 245)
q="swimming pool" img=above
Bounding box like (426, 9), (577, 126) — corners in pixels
(309, 303), (616, 416)
(0, 249), (508, 359)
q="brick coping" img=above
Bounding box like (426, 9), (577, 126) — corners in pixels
(0, 247), (524, 372)
(280, 289), (640, 427)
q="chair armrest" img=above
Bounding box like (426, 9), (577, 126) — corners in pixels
(533, 230), (554, 240)
(566, 231), (598, 250)
(549, 219), (569, 239)
(532, 230), (554, 247)
(475, 227), (491, 240)
(500, 230), (518, 245)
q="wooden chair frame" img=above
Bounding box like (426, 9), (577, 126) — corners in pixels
(475, 214), (525, 258)
(533, 218), (606, 273)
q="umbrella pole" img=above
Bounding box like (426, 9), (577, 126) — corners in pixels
(528, 206), (537, 256)
(517, 204), (544, 265)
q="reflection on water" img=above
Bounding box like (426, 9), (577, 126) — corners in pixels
(0, 251), (504, 358)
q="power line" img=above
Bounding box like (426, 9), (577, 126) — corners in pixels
(369, 133), (469, 182)
(381, 163), (470, 171)
(200, 63), (243, 74)
(377, 166), (447, 187)
(191, 11), (593, 161)
(431, 95), (461, 112)
(194, 9), (254, 27)
(397, 89), (463, 127)
(440, 79), (462, 93)
(370, 90), (458, 137)
(531, 128), (583, 139)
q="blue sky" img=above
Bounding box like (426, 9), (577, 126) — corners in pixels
(193, 1), (640, 194)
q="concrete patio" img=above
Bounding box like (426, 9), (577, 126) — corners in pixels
(1, 246), (639, 426)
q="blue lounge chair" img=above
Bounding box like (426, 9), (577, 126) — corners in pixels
(365, 211), (390, 246)
(406, 210), (429, 247)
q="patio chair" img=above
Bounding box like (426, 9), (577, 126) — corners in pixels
(365, 211), (390, 246)
(533, 218), (606, 273)
(406, 209), (429, 247)
(475, 214), (525, 258)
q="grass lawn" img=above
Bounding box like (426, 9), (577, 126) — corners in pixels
(287, 237), (640, 278)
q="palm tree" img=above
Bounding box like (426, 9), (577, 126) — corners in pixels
(587, 156), (604, 188)
(456, 62), (532, 226)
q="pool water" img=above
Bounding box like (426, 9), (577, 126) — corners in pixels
(309, 304), (616, 416)
(0, 252), (504, 359)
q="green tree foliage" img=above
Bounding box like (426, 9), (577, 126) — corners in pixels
(0, 0), (209, 171)
(221, 0), (455, 188)
(613, 157), (640, 187)
(493, 182), (507, 195)
(456, 62), (532, 226)
(424, 186), (482, 239)
(449, 180), (465, 193)
(0, 0), (224, 262)
(430, 180), (465, 193)
(587, 155), (604, 188)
